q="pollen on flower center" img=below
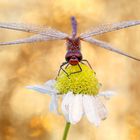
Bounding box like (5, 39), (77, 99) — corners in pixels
(55, 63), (100, 95)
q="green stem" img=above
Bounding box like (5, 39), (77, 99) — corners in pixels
(62, 122), (71, 140)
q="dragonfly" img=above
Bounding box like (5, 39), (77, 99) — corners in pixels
(0, 16), (140, 76)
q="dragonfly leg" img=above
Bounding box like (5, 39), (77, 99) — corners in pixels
(81, 59), (96, 74)
(57, 62), (84, 79)
(57, 62), (69, 78)
(65, 63), (69, 69)
(69, 63), (82, 76)
(81, 59), (92, 69)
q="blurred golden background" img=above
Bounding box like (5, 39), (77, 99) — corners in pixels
(0, 0), (140, 140)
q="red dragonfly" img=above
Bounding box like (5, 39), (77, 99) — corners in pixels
(0, 17), (140, 76)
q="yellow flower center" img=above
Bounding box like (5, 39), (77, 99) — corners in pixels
(55, 63), (100, 95)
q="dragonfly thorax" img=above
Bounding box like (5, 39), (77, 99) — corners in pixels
(65, 37), (82, 65)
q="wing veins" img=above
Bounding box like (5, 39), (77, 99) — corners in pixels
(83, 37), (140, 61)
(0, 22), (68, 39)
(0, 34), (61, 47)
(80, 20), (140, 38)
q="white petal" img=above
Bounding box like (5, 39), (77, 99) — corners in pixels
(49, 94), (59, 114)
(26, 85), (52, 94)
(61, 92), (74, 122)
(93, 97), (108, 120)
(69, 94), (83, 124)
(26, 80), (58, 94)
(83, 95), (100, 126)
(44, 80), (56, 90)
(99, 91), (115, 99)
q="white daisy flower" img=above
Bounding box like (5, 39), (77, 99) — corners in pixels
(27, 63), (114, 126)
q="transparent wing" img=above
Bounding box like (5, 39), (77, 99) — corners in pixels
(80, 20), (140, 38)
(0, 22), (69, 39)
(83, 37), (140, 61)
(0, 34), (60, 47)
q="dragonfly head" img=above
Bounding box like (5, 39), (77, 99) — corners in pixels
(65, 52), (82, 65)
